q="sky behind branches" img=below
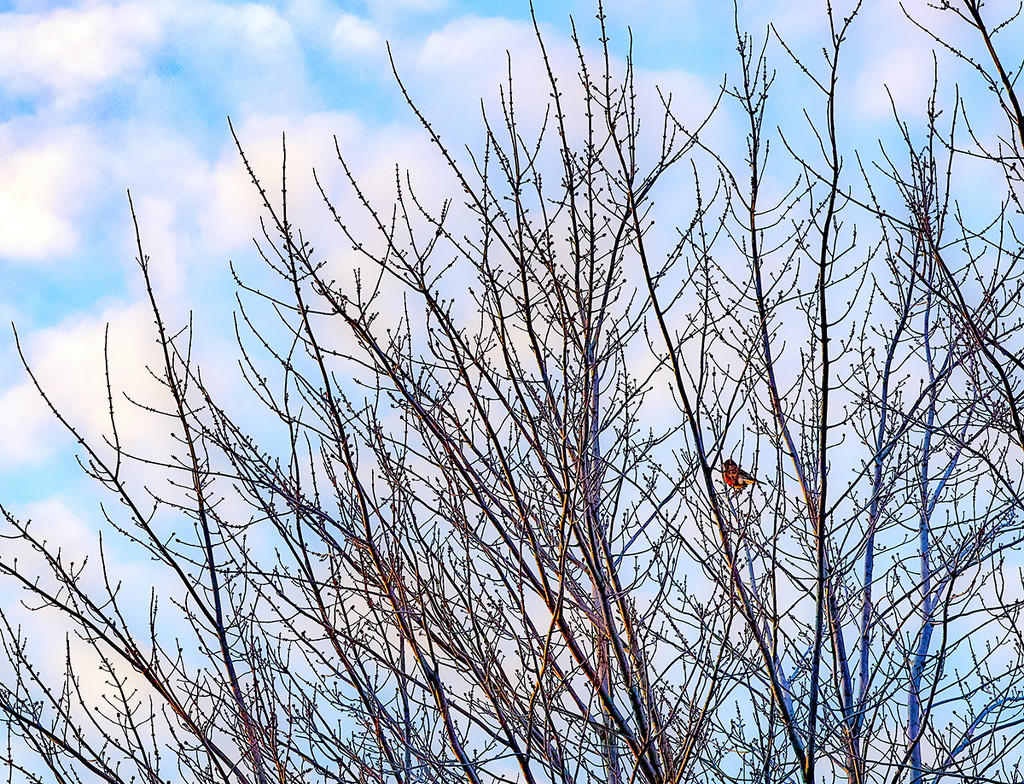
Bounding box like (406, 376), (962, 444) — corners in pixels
(0, 0), (1019, 512)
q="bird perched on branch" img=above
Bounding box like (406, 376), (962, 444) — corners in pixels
(723, 459), (758, 491)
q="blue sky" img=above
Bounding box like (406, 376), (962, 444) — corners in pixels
(2, 4), (1024, 777)
(0, 0), (1017, 510)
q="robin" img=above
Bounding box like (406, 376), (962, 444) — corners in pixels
(723, 459), (758, 491)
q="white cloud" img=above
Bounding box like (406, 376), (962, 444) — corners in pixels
(0, 4), (159, 103)
(0, 121), (105, 261)
(413, 14), (718, 178)
(1, 0), (314, 114)
(0, 2), (718, 482)
(11, 496), (96, 567)
(0, 492), (195, 725)
(195, 0), (294, 56)
(418, 15), (538, 73)
(202, 110), (367, 254)
(0, 302), (172, 470)
(331, 13), (384, 58)
(0, 380), (55, 467)
(0, 0), (317, 264)
(0, 138), (80, 258)
(840, 1), (971, 122)
(855, 46), (936, 120)
(412, 15), (581, 143)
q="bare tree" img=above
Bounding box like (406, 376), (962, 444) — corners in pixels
(2, 2), (1023, 783)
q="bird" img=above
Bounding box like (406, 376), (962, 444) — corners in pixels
(723, 459), (758, 491)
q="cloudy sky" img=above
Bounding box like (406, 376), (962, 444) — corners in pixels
(0, 0), (1017, 521)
